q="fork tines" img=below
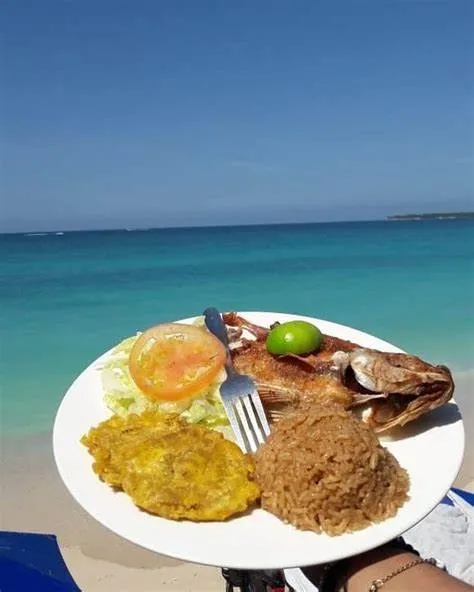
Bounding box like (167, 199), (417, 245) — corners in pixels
(225, 391), (271, 454)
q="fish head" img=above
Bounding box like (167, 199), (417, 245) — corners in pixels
(343, 349), (455, 432)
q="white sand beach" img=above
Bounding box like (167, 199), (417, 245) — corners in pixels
(2, 370), (473, 592)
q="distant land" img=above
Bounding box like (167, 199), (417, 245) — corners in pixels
(387, 211), (474, 221)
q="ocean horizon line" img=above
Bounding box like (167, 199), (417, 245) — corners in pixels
(2, 217), (385, 236)
(2, 214), (473, 237)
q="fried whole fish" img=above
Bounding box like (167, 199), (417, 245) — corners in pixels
(81, 411), (260, 521)
(230, 338), (355, 411)
(223, 313), (454, 433)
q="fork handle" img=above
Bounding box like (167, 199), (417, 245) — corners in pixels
(203, 307), (234, 374)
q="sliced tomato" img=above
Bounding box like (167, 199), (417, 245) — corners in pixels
(129, 323), (226, 401)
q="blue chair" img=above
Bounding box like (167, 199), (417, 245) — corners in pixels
(0, 531), (81, 592)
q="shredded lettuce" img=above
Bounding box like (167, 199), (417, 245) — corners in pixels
(100, 333), (230, 434)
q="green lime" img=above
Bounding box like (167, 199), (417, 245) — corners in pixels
(266, 320), (323, 355)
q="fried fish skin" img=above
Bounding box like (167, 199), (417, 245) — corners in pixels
(232, 339), (354, 411)
(81, 412), (260, 521)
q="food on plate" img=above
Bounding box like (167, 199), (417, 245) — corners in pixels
(255, 403), (409, 536)
(129, 323), (226, 401)
(266, 320), (323, 355)
(81, 411), (260, 521)
(101, 312), (453, 438)
(81, 311), (434, 533)
(81, 411), (183, 486)
(229, 332), (355, 412)
(100, 329), (230, 435)
(224, 313), (454, 433)
(332, 349), (455, 432)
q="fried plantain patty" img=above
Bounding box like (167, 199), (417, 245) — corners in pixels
(81, 411), (183, 487)
(81, 411), (260, 521)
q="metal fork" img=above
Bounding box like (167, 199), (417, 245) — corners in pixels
(204, 308), (271, 453)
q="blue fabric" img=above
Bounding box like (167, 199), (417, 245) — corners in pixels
(0, 532), (81, 592)
(440, 487), (474, 507)
(0, 557), (80, 591)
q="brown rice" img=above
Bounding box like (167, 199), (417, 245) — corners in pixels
(255, 403), (409, 535)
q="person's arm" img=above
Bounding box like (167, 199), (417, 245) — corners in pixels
(303, 541), (473, 592)
(343, 546), (472, 592)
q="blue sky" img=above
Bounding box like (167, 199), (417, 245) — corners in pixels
(3, 0), (473, 231)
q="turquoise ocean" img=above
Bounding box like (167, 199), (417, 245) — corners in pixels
(2, 220), (473, 437)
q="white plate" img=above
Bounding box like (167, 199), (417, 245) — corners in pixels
(53, 311), (465, 569)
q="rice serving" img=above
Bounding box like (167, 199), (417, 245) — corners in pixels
(255, 403), (409, 536)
